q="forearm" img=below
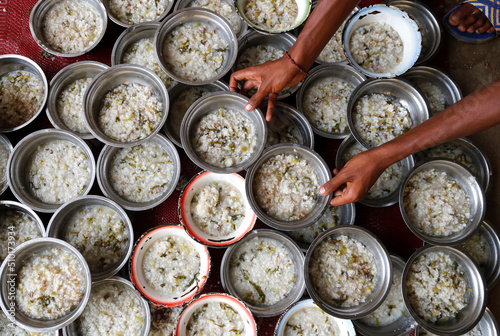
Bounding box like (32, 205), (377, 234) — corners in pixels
(289, 0), (360, 70)
(372, 78), (500, 167)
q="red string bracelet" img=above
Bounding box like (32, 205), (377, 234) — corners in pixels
(284, 51), (310, 77)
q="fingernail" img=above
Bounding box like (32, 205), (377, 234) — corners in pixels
(245, 104), (253, 112)
(319, 187), (325, 194)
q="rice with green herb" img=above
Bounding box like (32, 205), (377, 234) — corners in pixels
(143, 235), (201, 296)
(0, 70), (44, 128)
(284, 306), (340, 336)
(64, 205), (128, 272)
(230, 237), (296, 305)
(460, 230), (489, 268)
(288, 205), (341, 245)
(406, 251), (468, 323)
(0, 141), (9, 189)
(243, 0), (298, 31)
(425, 142), (477, 175)
(309, 235), (377, 307)
(186, 302), (245, 336)
(57, 77), (92, 133)
(0, 210), (42, 262)
(188, 0), (241, 36)
(16, 247), (86, 319)
(149, 304), (182, 336)
(419, 325), (482, 336)
(412, 79), (447, 115)
(265, 113), (301, 147)
(162, 22), (229, 82)
(317, 21), (347, 63)
(0, 310), (53, 336)
(109, 0), (170, 25)
(403, 169), (471, 236)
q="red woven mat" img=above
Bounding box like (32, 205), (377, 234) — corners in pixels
(0, 0), (450, 335)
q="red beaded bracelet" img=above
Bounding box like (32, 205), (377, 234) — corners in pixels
(284, 51), (310, 77)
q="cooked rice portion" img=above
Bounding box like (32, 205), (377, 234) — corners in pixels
(406, 251), (468, 323)
(98, 83), (163, 142)
(0, 70), (44, 128)
(412, 79), (447, 115)
(425, 142), (478, 175)
(309, 235), (377, 307)
(188, 0), (241, 35)
(284, 306), (340, 336)
(243, 0), (298, 31)
(186, 302), (245, 336)
(302, 77), (354, 134)
(162, 22), (228, 82)
(419, 325), (482, 336)
(193, 107), (257, 168)
(123, 37), (174, 88)
(149, 304), (182, 336)
(0, 140), (9, 188)
(460, 230), (490, 268)
(57, 77), (92, 133)
(254, 154), (319, 221)
(109, 0), (170, 25)
(353, 93), (412, 147)
(403, 169), (471, 237)
(42, 0), (103, 54)
(317, 21), (347, 63)
(0, 307), (53, 335)
(0, 209), (42, 262)
(265, 113), (301, 147)
(349, 22), (403, 73)
(288, 205), (341, 244)
(229, 237), (296, 305)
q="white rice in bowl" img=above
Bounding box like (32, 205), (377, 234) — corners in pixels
(191, 181), (246, 237)
(342, 141), (403, 199)
(0, 70), (44, 129)
(187, 0), (241, 36)
(349, 22), (404, 74)
(0, 310), (53, 336)
(186, 301), (245, 335)
(419, 325), (482, 336)
(122, 37), (175, 88)
(162, 22), (229, 82)
(411, 79), (447, 115)
(253, 154), (319, 221)
(243, 0), (298, 31)
(317, 20), (347, 63)
(0, 210), (42, 262)
(109, 142), (174, 203)
(229, 236), (296, 305)
(265, 114), (301, 148)
(142, 235), (201, 297)
(63, 204), (129, 272)
(109, 0), (171, 25)
(149, 304), (182, 336)
(26, 140), (91, 204)
(284, 306), (340, 336)
(56, 77), (92, 133)
(360, 267), (405, 327)
(287, 205), (341, 245)
(98, 83), (163, 143)
(459, 230), (489, 269)
(76, 281), (145, 335)
(353, 93), (412, 147)
(425, 142), (478, 175)
(16, 247), (86, 320)
(193, 107), (257, 168)
(302, 77), (354, 134)
(0, 141), (10, 188)
(406, 251), (468, 323)
(403, 169), (471, 237)
(42, 0), (103, 54)
(309, 235), (377, 307)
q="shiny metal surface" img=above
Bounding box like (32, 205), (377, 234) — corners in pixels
(46, 195), (134, 281)
(245, 143), (331, 231)
(0, 200), (45, 239)
(268, 102), (315, 149)
(220, 229), (306, 317)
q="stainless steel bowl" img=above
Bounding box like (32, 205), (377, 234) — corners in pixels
(402, 245), (486, 335)
(83, 64), (170, 147)
(402, 65), (462, 116)
(342, 5), (421, 78)
(274, 298), (356, 336)
(245, 143), (332, 231)
(233, 31), (299, 100)
(304, 225), (392, 319)
(63, 276), (151, 336)
(0, 54), (48, 132)
(101, 0), (173, 27)
(163, 80), (229, 147)
(417, 137), (491, 192)
(220, 229), (305, 317)
(174, 0), (247, 37)
(459, 220), (500, 291)
(29, 0), (107, 57)
(347, 78), (429, 149)
(286, 203), (356, 252)
(0, 135), (13, 195)
(175, 293), (257, 336)
(96, 133), (181, 211)
(46, 195), (134, 281)
(399, 159), (485, 246)
(266, 102), (314, 149)
(0, 238), (92, 332)
(336, 135), (415, 207)
(47, 61), (109, 139)
(111, 22), (177, 90)
(155, 8), (238, 85)
(296, 64), (366, 139)
(180, 91), (267, 173)
(235, 0), (312, 35)
(7, 129), (96, 213)
(384, 0), (441, 65)
(353, 254), (418, 336)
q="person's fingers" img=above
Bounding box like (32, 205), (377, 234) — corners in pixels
(448, 3), (476, 26)
(319, 173), (347, 195)
(332, 168), (339, 176)
(229, 74), (239, 92)
(245, 86), (270, 112)
(266, 92), (278, 122)
(241, 80), (257, 97)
